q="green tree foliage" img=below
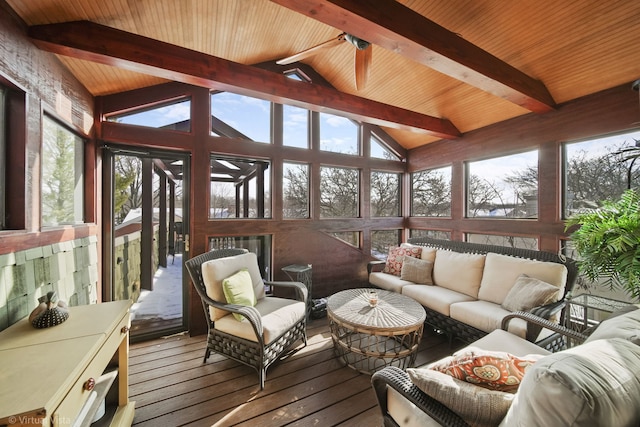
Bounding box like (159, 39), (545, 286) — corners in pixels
(42, 121), (77, 225)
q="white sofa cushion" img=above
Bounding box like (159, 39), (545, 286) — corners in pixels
(216, 296), (305, 344)
(461, 329), (550, 358)
(402, 284), (475, 317)
(450, 300), (528, 338)
(500, 338), (640, 427)
(584, 306), (640, 345)
(387, 387), (442, 427)
(433, 250), (486, 298)
(369, 271), (414, 293)
(478, 253), (567, 305)
(201, 252), (266, 321)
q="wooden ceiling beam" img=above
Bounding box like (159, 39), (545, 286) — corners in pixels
(28, 20), (460, 139)
(271, 0), (556, 113)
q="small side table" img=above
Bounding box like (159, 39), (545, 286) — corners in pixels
(568, 294), (632, 331)
(282, 264), (313, 318)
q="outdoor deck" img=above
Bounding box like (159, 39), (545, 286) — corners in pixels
(129, 317), (461, 426)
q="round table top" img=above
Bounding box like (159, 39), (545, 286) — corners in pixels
(327, 288), (426, 333)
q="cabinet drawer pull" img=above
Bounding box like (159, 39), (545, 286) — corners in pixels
(121, 325), (130, 334)
(84, 378), (96, 391)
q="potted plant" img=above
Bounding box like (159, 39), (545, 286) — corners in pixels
(565, 189), (640, 300)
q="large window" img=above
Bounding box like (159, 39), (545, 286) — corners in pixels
(466, 150), (538, 218)
(370, 133), (400, 160)
(107, 98), (191, 131)
(564, 130), (640, 218)
(283, 162), (309, 219)
(211, 92), (270, 142)
(466, 233), (538, 250)
(42, 116), (85, 226)
(370, 171), (400, 217)
(209, 156), (271, 219)
(320, 112), (359, 155)
(320, 166), (359, 218)
(412, 166), (452, 217)
(371, 230), (401, 260)
(283, 105), (308, 149)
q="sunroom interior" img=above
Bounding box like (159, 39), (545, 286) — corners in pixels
(1, 0), (640, 425)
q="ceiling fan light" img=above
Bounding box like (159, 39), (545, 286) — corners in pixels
(345, 33), (370, 50)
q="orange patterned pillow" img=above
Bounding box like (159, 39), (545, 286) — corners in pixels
(382, 246), (422, 276)
(429, 348), (543, 392)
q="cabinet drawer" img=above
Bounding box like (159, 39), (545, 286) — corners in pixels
(52, 313), (130, 427)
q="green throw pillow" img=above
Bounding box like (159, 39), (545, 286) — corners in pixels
(222, 269), (257, 321)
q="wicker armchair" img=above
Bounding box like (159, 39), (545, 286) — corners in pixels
(371, 311), (591, 427)
(185, 248), (308, 389)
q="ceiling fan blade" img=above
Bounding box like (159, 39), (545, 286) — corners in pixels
(355, 45), (372, 90)
(277, 33), (345, 65)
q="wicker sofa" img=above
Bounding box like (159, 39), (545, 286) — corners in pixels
(372, 307), (640, 427)
(368, 238), (578, 349)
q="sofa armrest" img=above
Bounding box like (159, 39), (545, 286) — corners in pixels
(367, 260), (386, 275)
(371, 367), (471, 427)
(502, 311), (589, 345)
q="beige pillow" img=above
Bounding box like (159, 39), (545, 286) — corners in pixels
(400, 255), (434, 285)
(433, 250), (486, 298)
(408, 368), (514, 426)
(584, 307), (640, 345)
(383, 246), (422, 276)
(478, 253), (567, 305)
(501, 274), (560, 312)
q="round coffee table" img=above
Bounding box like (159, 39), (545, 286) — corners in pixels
(327, 288), (426, 374)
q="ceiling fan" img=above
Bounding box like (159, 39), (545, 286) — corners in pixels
(276, 32), (372, 90)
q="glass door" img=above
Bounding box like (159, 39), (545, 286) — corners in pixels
(104, 145), (190, 341)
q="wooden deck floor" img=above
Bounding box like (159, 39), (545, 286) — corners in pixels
(129, 317), (461, 427)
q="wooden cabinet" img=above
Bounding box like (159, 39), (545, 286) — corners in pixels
(0, 301), (135, 426)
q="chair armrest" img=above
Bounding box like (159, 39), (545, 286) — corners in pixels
(372, 367), (470, 427)
(265, 280), (308, 303)
(530, 299), (565, 319)
(368, 260), (386, 275)
(198, 292), (264, 338)
(502, 311), (589, 345)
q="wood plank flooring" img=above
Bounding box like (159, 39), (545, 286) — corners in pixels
(129, 317), (461, 427)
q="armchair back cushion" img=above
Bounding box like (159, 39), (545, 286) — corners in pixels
(478, 253), (567, 305)
(201, 252), (267, 321)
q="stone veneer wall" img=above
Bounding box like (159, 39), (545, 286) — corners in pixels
(0, 236), (99, 331)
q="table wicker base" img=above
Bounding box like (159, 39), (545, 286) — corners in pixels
(329, 319), (424, 374)
(327, 288), (426, 375)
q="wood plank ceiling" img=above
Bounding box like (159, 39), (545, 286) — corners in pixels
(6, 0), (640, 149)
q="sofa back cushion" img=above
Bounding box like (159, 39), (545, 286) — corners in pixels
(433, 251), (485, 298)
(584, 306), (640, 345)
(478, 253), (567, 305)
(201, 252), (266, 321)
(499, 338), (640, 427)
